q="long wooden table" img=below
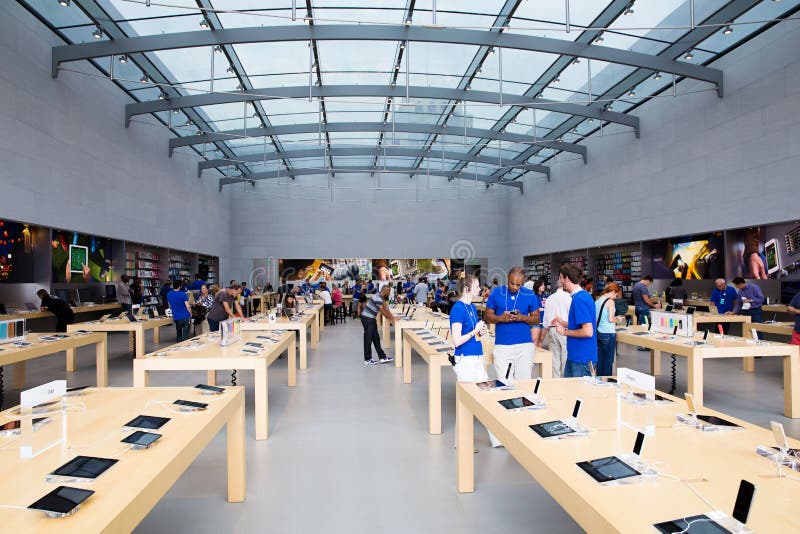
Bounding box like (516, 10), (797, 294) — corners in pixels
(66, 317), (173, 358)
(240, 311), (318, 369)
(616, 325), (799, 417)
(0, 332), (108, 394)
(380, 306), (449, 366)
(0, 386), (245, 532)
(134, 331), (295, 440)
(743, 321), (797, 373)
(1, 303), (122, 322)
(456, 378), (800, 532)
(402, 329), (552, 434)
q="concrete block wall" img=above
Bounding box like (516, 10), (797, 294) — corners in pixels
(0, 2), (232, 277)
(509, 18), (800, 263)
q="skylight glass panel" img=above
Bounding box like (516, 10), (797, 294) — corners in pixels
(26, 0), (93, 28)
(234, 42), (311, 78)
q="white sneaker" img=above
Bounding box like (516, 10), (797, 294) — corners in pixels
(378, 357), (394, 364)
(364, 359), (378, 365)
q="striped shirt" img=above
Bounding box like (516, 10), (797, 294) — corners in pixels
(361, 294), (383, 319)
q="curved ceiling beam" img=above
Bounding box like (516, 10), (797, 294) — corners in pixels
(169, 121), (587, 162)
(198, 146), (549, 179)
(52, 24), (723, 95)
(219, 165), (523, 192)
(125, 85), (639, 133)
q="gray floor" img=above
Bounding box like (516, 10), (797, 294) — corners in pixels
(4, 320), (798, 533)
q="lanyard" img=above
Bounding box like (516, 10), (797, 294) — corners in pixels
(504, 287), (520, 314)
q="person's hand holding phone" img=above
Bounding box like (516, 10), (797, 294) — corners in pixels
(749, 253), (767, 279)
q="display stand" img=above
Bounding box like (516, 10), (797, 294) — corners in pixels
(19, 380), (66, 459)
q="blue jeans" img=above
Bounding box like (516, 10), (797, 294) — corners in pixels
(597, 332), (616, 376)
(174, 318), (191, 343)
(635, 308), (651, 326)
(741, 307), (763, 324)
(207, 318), (220, 332)
(564, 360), (593, 378)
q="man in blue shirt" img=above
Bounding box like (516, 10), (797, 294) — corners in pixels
(710, 277), (738, 333)
(732, 277), (765, 323)
(190, 274), (206, 291)
(166, 281), (192, 343)
(788, 291), (800, 346)
(632, 275), (659, 325)
(483, 266), (541, 381)
(403, 276), (414, 301)
(553, 264), (597, 378)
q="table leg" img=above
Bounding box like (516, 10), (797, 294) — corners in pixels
(153, 325), (161, 344)
(394, 324), (403, 367)
(784, 351), (799, 418)
(311, 320), (319, 350)
(128, 332), (135, 352)
(319, 308), (324, 332)
(96, 338), (108, 387)
(66, 348), (77, 373)
(255, 365), (268, 440)
(537, 349), (552, 378)
(382, 315), (391, 348)
(429, 363), (442, 435)
(288, 336), (297, 387)
(132, 364), (148, 387)
(299, 328), (308, 370)
(456, 388), (474, 493)
(688, 354), (703, 407)
(12, 362), (25, 390)
(227, 394), (246, 502)
(651, 350), (662, 376)
(742, 329), (755, 373)
(135, 327), (145, 358)
(403, 341), (412, 384)
(207, 370), (217, 387)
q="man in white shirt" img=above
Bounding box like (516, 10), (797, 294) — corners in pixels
(414, 277), (429, 305)
(318, 282), (333, 324)
(542, 277), (572, 378)
(523, 275), (535, 291)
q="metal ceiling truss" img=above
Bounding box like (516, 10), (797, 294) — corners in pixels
(219, 165), (523, 192)
(168, 121), (586, 162)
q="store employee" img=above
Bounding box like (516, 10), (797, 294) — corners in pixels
(37, 289), (75, 332)
(483, 266), (540, 381)
(711, 278), (738, 314)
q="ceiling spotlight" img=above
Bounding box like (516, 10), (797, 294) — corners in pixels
(391, 82), (396, 87)
(118, 55), (128, 64)
(237, 84), (246, 91)
(684, 49), (694, 60)
(199, 19), (208, 29)
(315, 80), (321, 86)
(572, 58), (580, 65)
(303, 17), (311, 24)
(395, 65), (400, 71)
(489, 47), (496, 55)
(653, 72), (662, 80)
(172, 109), (179, 114)
(405, 19), (412, 25)
(476, 68), (482, 74)
(226, 66), (234, 74)
(158, 91), (167, 100)
(213, 45), (223, 53)
(58, 0), (70, 6)
(185, 119), (193, 126)
(400, 43), (406, 50)
(465, 85), (471, 91)
(139, 74), (149, 83)
(628, 89), (635, 97)
(594, 33), (604, 43)
(723, 25), (733, 35)
(588, 118), (594, 123)
(92, 27), (102, 39)
(624, 2), (634, 16)
(571, 128), (578, 133)
(553, 77), (560, 84)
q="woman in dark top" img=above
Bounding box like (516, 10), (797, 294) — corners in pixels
(37, 289), (75, 332)
(130, 278), (144, 305)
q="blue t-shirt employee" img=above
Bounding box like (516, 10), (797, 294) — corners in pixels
(553, 264), (597, 378)
(483, 266), (541, 381)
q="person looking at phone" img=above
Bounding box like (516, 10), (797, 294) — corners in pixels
(206, 283), (244, 332)
(483, 266), (541, 381)
(552, 264), (598, 378)
(450, 274), (500, 447)
(37, 289), (74, 332)
(732, 277), (765, 323)
(595, 283), (624, 376)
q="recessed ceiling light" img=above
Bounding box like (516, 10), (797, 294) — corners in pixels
(58, 0), (70, 6)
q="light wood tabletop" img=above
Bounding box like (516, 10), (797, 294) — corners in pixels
(0, 386), (245, 532)
(380, 305), (449, 367)
(134, 331), (295, 441)
(0, 303), (122, 323)
(456, 378), (800, 533)
(67, 317), (173, 359)
(240, 311), (319, 369)
(616, 325), (799, 417)
(0, 332), (108, 392)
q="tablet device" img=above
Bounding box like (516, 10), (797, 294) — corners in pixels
(173, 399), (207, 411)
(765, 238), (780, 275)
(577, 456), (641, 483)
(664, 304), (674, 312)
(686, 306), (696, 315)
(121, 431), (161, 449)
(631, 392), (672, 402)
(25, 302), (38, 311)
(653, 514), (732, 533)
(195, 384), (225, 394)
(0, 417), (50, 434)
(476, 380), (510, 391)
(633, 332), (650, 336)
(696, 415), (741, 428)
(245, 342), (263, 348)
(28, 486), (94, 517)
(124, 415), (170, 430)
(436, 347), (451, 352)
(428, 341), (444, 346)
(498, 397), (536, 410)
(530, 420), (575, 438)
(49, 456), (118, 481)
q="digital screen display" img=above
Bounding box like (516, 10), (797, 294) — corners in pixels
(651, 233), (724, 280)
(51, 229), (114, 284)
(50, 456), (118, 480)
(530, 421), (575, 438)
(28, 486), (94, 515)
(654, 515), (732, 533)
(124, 415), (170, 429)
(765, 240), (779, 271)
(122, 431), (161, 447)
(578, 456), (640, 483)
(0, 220), (43, 283)
(498, 397), (535, 410)
(697, 415), (741, 428)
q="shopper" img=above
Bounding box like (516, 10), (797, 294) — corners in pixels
(130, 277), (143, 306)
(198, 284), (213, 309)
(431, 281), (447, 312)
(414, 277), (429, 305)
(542, 276), (571, 378)
(319, 281), (333, 322)
(206, 283), (244, 332)
(732, 277), (765, 323)
(530, 279), (547, 347)
(331, 284), (342, 306)
(553, 264), (597, 378)
(483, 266), (540, 381)
(159, 281), (172, 309)
(633, 275), (659, 344)
(352, 280), (363, 317)
(192, 283), (212, 334)
(449, 274), (500, 447)
(37, 289), (74, 332)
(788, 291), (800, 346)
(360, 285), (399, 365)
(116, 274), (133, 314)
(167, 280), (191, 343)
(190, 273), (205, 291)
(665, 277), (687, 306)
(595, 283), (624, 376)
(403, 275), (415, 301)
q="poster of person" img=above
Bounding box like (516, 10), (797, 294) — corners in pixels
(278, 259), (372, 281)
(51, 230), (114, 284)
(371, 259), (451, 281)
(727, 223), (800, 280)
(650, 232), (724, 280)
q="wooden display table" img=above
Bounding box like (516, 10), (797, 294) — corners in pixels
(240, 312), (318, 370)
(0, 386), (245, 532)
(67, 317), (173, 358)
(134, 331), (295, 440)
(743, 321), (796, 373)
(456, 378), (800, 532)
(0, 332), (108, 392)
(381, 306), (449, 367)
(401, 329), (551, 434)
(616, 326), (799, 417)
(0, 303), (122, 323)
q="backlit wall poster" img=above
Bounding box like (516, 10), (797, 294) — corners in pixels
(51, 230), (114, 284)
(371, 259), (452, 281)
(278, 259), (372, 282)
(0, 220), (42, 283)
(650, 233), (724, 280)
(727, 223), (800, 281)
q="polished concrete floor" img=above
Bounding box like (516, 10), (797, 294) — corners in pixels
(3, 319), (797, 533)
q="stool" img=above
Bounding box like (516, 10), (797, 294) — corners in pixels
(333, 304), (346, 324)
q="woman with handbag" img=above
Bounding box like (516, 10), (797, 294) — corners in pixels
(595, 283), (624, 376)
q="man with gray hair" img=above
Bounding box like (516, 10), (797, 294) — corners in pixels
(483, 266), (541, 381)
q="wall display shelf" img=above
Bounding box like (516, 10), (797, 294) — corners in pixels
(594, 248), (642, 299)
(524, 255), (552, 292)
(168, 253), (192, 283)
(198, 255), (217, 286)
(125, 248), (162, 299)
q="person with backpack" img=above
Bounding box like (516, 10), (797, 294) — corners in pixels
(595, 283), (625, 377)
